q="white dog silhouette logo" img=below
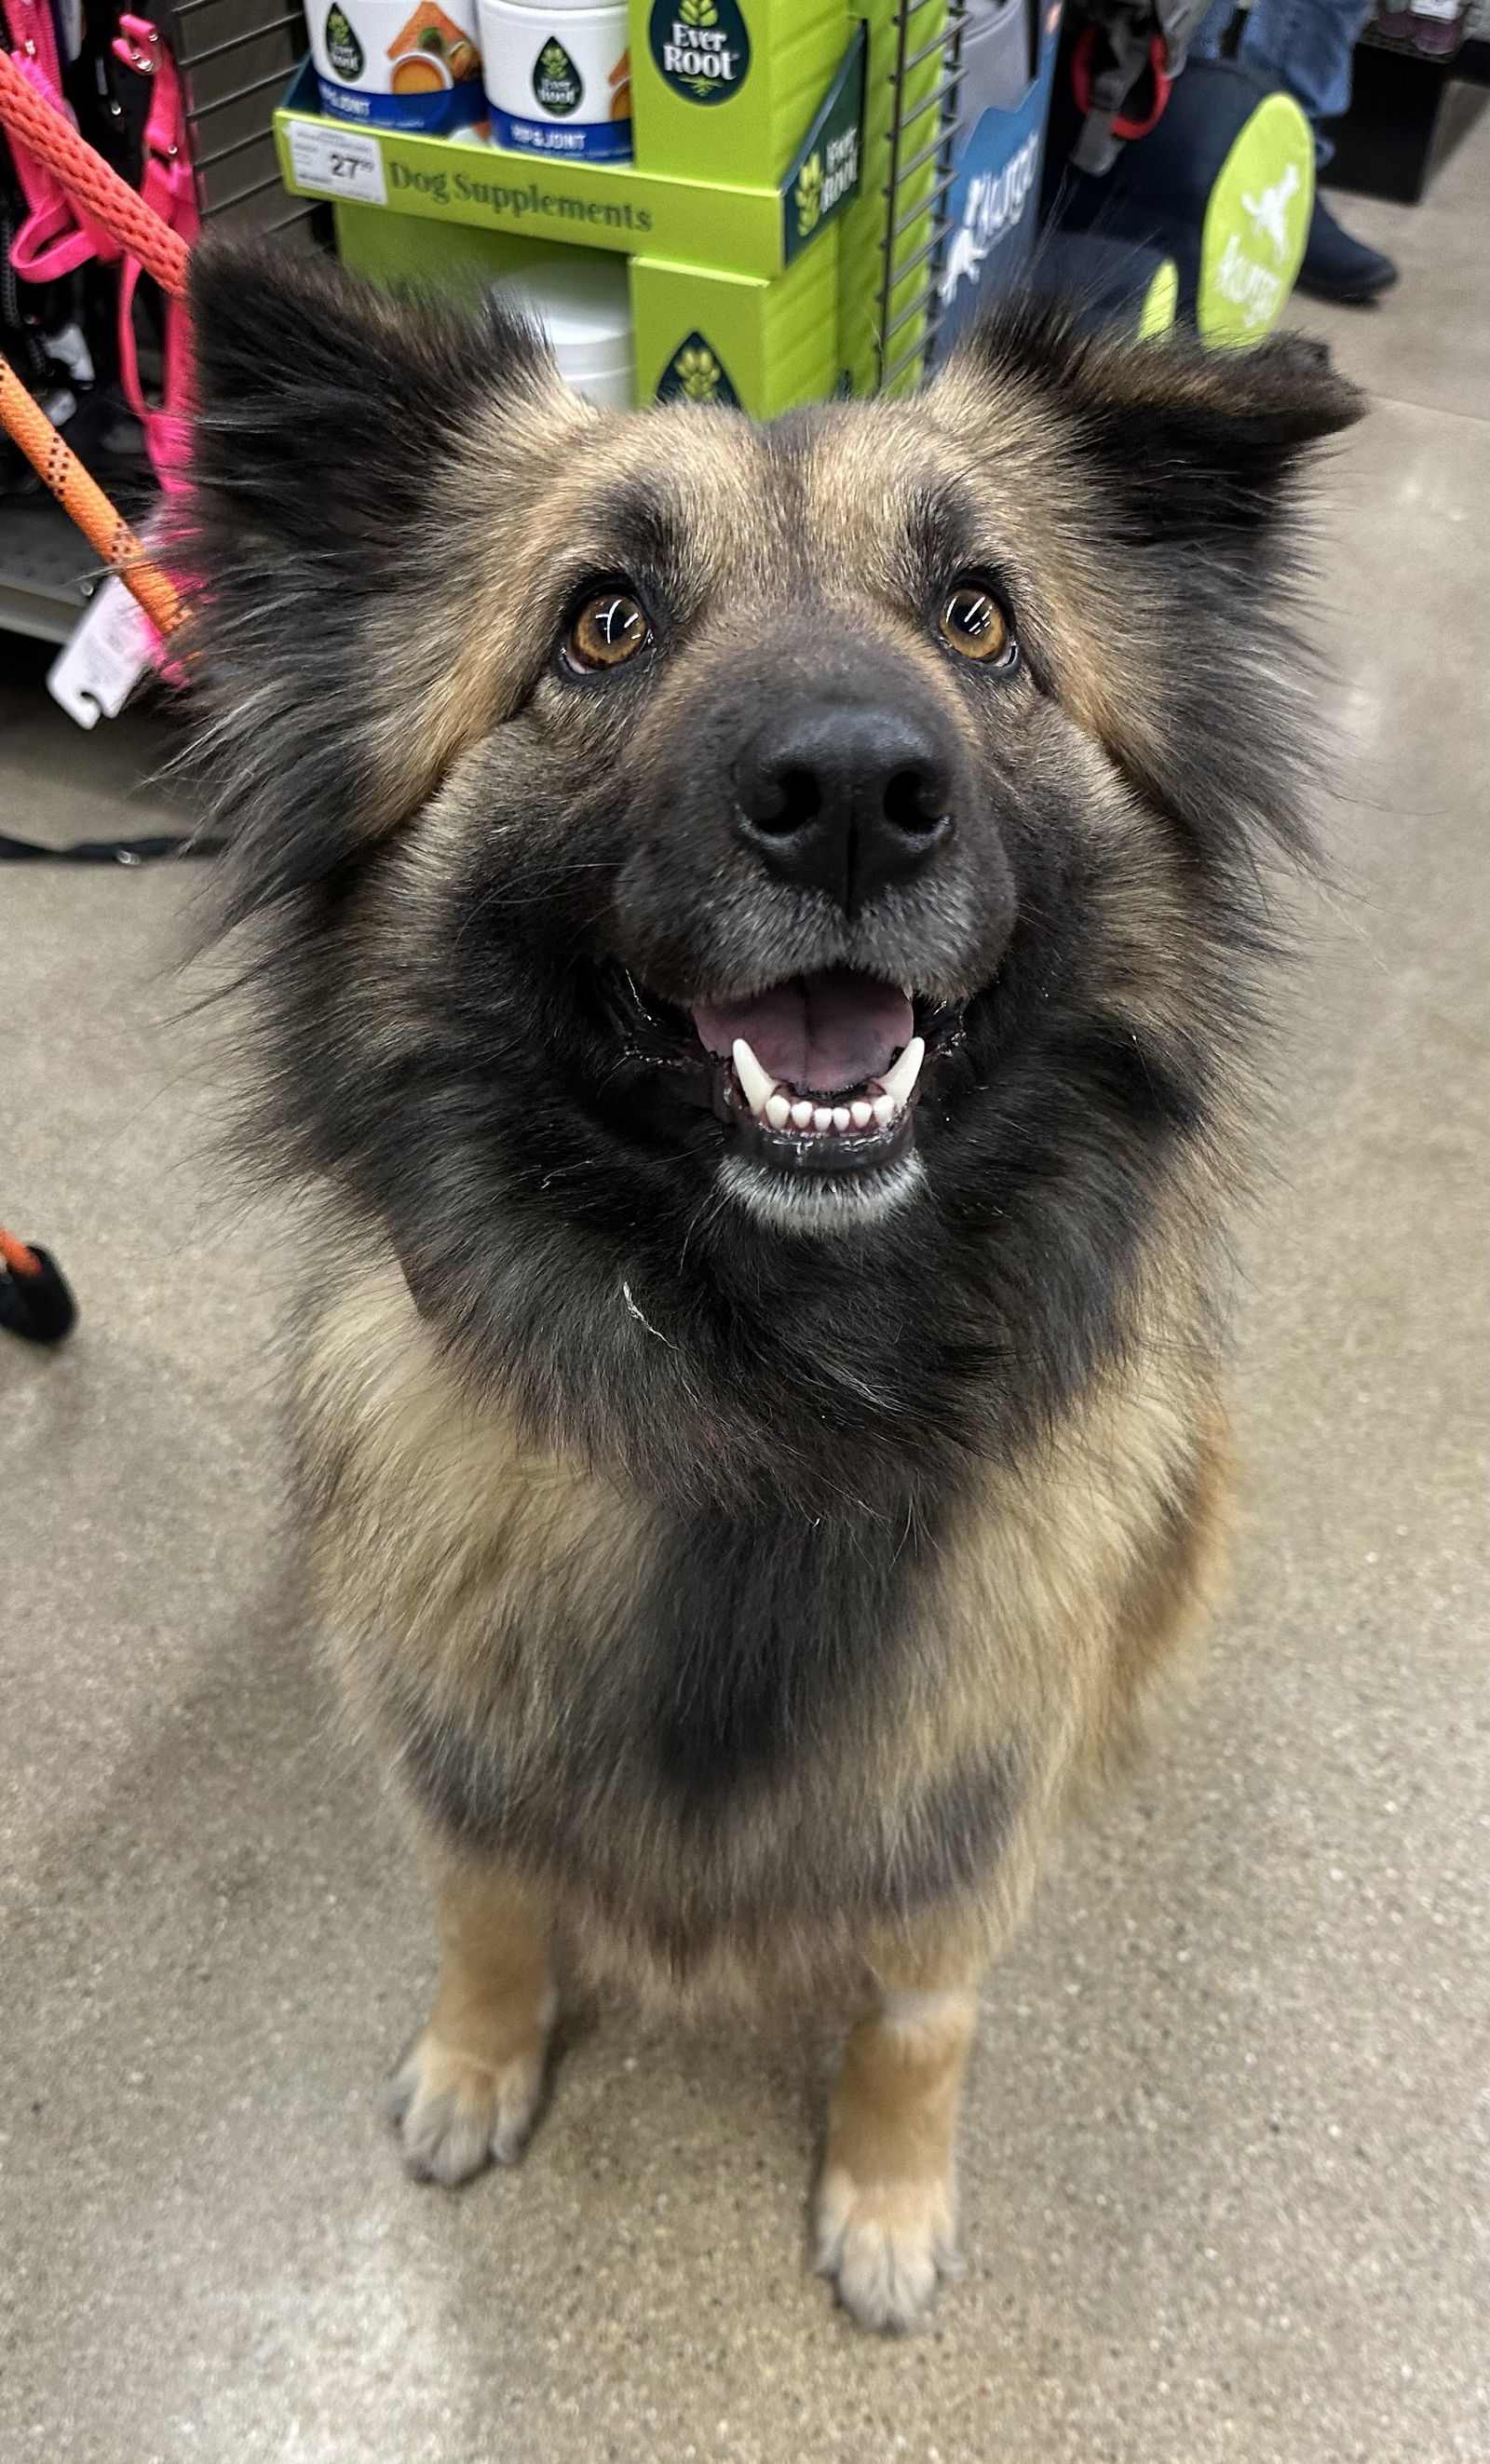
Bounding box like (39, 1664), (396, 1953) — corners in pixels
(1241, 162), (1301, 263)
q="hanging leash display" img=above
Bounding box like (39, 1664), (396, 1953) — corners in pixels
(0, 39), (205, 1330)
(0, 44), (188, 632)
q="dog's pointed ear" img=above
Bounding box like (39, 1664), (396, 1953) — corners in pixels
(930, 305), (1365, 870)
(934, 303), (1365, 548)
(184, 237), (555, 562)
(177, 243), (582, 920)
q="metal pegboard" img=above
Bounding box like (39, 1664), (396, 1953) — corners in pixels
(162, 0), (316, 241)
(876, 0), (967, 393)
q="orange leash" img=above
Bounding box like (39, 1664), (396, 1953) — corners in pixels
(0, 45), (190, 636)
(0, 355), (186, 634)
(0, 1225), (43, 1277)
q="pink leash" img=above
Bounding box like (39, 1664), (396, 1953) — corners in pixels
(110, 15), (199, 493)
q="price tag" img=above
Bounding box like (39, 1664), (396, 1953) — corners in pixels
(286, 120), (387, 207)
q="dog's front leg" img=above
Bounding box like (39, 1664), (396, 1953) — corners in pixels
(815, 1940), (984, 2332)
(388, 1847), (555, 2185)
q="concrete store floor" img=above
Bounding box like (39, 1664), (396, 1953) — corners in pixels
(1, 115), (1485, 2464)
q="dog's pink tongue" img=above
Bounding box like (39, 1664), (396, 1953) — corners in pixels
(693, 971), (914, 1094)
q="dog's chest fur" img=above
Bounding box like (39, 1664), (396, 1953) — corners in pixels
(301, 1260), (1212, 1970)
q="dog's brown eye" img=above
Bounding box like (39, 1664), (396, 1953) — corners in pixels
(565, 589), (650, 672)
(939, 581), (1014, 665)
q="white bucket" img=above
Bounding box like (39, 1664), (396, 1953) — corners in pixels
(491, 254), (635, 409)
(305, 0), (485, 131)
(478, 0), (631, 160)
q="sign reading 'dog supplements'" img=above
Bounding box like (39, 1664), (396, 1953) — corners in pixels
(308, 0), (485, 131)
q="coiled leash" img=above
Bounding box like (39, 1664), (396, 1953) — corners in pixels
(0, 47), (199, 1336)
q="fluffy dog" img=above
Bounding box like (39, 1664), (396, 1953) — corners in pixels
(181, 244), (1360, 2329)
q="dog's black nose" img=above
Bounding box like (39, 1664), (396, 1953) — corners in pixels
(734, 703), (955, 913)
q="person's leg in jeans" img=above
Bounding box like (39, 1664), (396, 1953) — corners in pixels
(1193, 0), (1398, 299)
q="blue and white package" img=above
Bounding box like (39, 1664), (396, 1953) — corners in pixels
(307, 0), (486, 133)
(479, 0), (632, 161)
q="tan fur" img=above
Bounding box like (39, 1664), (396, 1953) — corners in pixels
(305, 1205), (1229, 2326)
(390, 1848), (555, 2183)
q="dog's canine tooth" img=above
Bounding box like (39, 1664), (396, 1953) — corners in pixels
(880, 1036), (926, 1109)
(765, 1093), (792, 1130)
(732, 1037), (776, 1119)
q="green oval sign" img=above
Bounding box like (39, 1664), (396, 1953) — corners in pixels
(533, 35), (584, 116)
(648, 0), (751, 106)
(1199, 92), (1313, 346)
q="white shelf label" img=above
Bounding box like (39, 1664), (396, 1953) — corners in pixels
(286, 121), (387, 208)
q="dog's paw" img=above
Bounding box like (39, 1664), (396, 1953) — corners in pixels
(813, 2164), (958, 2332)
(386, 2026), (546, 2186)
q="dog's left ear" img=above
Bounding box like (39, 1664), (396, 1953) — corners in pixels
(935, 305), (1365, 550)
(931, 307), (1365, 866)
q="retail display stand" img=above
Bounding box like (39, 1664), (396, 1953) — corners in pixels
(274, 0), (963, 411)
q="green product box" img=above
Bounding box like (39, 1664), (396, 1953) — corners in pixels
(630, 0), (848, 186)
(630, 231), (840, 416)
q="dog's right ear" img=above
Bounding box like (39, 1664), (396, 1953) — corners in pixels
(185, 238), (555, 567)
(179, 243), (579, 920)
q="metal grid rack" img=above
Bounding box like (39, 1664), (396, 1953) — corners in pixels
(0, 0), (311, 641)
(875, 0), (967, 395)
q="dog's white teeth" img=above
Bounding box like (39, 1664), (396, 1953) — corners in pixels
(880, 1035), (926, 1109)
(739, 1034), (925, 1140)
(732, 1037), (776, 1119)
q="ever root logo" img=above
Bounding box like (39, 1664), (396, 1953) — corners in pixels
(533, 35), (583, 115)
(649, 0), (751, 104)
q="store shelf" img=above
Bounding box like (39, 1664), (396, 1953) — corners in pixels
(273, 49), (864, 281)
(0, 501), (102, 644)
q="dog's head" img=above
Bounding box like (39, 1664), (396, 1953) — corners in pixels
(182, 248), (1359, 1487)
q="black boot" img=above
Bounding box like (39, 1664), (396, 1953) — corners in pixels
(1296, 195), (1398, 304)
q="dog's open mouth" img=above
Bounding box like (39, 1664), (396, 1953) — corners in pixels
(605, 965), (964, 1178)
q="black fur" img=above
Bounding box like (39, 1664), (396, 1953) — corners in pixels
(395, 1672), (1019, 1961)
